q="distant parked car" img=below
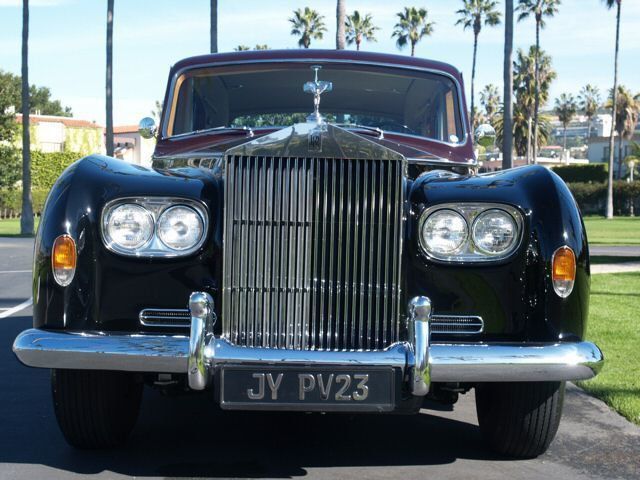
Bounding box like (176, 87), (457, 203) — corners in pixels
(14, 50), (602, 458)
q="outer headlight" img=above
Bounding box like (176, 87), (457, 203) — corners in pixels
(472, 209), (517, 255)
(157, 206), (204, 251)
(104, 204), (154, 250)
(420, 210), (468, 255)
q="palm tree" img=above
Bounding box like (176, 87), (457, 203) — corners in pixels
(289, 7), (327, 49)
(554, 93), (577, 152)
(480, 84), (501, 125)
(495, 103), (552, 157)
(391, 7), (435, 57)
(456, 0), (501, 130)
(234, 45), (250, 51)
(210, 0), (218, 53)
(513, 46), (556, 160)
(502, 0), (514, 169)
(20, 0), (33, 235)
(254, 44), (270, 50)
(345, 11), (379, 51)
(578, 84), (601, 140)
(605, 86), (640, 179)
(106, 0), (114, 158)
(517, 0), (561, 163)
(603, 0), (622, 219)
(336, 0), (346, 49)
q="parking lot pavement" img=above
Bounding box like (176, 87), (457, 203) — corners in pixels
(0, 237), (33, 315)
(1, 238), (639, 479)
(590, 245), (640, 257)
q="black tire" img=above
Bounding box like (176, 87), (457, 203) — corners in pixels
(475, 381), (565, 458)
(51, 369), (143, 449)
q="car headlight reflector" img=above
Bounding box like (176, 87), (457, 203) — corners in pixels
(472, 209), (517, 255)
(157, 206), (204, 251)
(421, 210), (468, 255)
(104, 204), (154, 250)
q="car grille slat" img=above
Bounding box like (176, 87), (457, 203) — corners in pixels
(222, 155), (403, 351)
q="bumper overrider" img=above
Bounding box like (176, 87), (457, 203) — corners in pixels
(13, 293), (603, 408)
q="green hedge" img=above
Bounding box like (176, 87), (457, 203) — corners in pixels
(32, 151), (79, 190)
(567, 181), (640, 215)
(552, 164), (608, 183)
(0, 188), (49, 217)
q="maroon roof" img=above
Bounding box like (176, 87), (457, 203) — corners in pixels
(169, 49), (464, 82)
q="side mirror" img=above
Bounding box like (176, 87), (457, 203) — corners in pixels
(474, 123), (496, 148)
(138, 117), (157, 139)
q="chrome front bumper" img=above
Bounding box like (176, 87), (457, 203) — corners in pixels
(13, 293), (604, 395)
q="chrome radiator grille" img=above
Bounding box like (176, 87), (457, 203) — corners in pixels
(222, 155), (404, 351)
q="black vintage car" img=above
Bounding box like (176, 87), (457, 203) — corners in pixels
(14, 50), (603, 458)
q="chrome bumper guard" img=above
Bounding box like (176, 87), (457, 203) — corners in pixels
(13, 293), (604, 395)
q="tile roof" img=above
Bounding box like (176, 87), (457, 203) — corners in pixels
(16, 113), (102, 129)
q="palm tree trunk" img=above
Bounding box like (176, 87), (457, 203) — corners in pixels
(526, 116), (532, 164)
(470, 32), (478, 131)
(606, 1), (621, 219)
(105, 0), (114, 157)
(336, 0), (346, 49)
(563, 126), (567, 152)
(20, 0), (33, 236)
(210, 0), (218, 53)
(356, 40), (360, 51)
(411, 41), (415, 57)
(502, 0), (514, 170)
(617, 135), (623, 180)
(532, 19), (541, 164)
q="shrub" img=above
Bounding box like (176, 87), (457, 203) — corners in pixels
(552, 164), (608, 183)
(0, 145), (21, 189)
(0, 188), (49, 217)
(31, 150), (80, 190)
(566, 181), (640, 215)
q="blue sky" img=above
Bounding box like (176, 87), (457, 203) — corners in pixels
(0, 0), (638, 126)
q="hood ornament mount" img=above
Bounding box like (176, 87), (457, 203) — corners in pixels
(304, 65), (332, 124)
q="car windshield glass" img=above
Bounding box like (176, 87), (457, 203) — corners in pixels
(169, 64), (464, 143)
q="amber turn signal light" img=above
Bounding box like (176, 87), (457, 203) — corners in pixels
(52, 234), (77, 287)
(552, 246), (576, 298)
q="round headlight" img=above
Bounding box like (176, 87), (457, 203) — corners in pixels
(421, 209), (468, 255)
(157, 205), (204, 251)
(472, 209), (517, 254)
(105, 204), (154, 250)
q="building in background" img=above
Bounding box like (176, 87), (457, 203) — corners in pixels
(16, 113), (104, 155)
(113, 125), (155, 167)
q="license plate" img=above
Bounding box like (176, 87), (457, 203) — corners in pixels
(220, 366), (395, 411)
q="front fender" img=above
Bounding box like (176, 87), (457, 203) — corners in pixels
(407, 165), (589, 341)
(33, 155), (223, 331)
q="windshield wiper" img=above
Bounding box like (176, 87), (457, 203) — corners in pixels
(173, 126), (254, 138)
(335, 123), (384, 139)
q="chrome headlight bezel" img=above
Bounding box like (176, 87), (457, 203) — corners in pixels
(101, 197), (208, 257)
(418, 203), (524, 263)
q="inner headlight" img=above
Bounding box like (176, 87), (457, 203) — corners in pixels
(104, 204), (154, 250)
(472, 209), (517, 254)
(420, 210), (468, 255)
(157, 206), (204, 251)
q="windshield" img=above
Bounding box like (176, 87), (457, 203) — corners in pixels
(168, 64), (464, 143)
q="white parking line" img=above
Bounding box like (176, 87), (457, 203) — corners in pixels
(0, 298), (33, 319)
(0, 270), (31, 274)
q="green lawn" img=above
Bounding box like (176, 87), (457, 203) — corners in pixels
(0, 218), (39, 237)
(578, 272), (640, 425)
(583, 216), (640, 245)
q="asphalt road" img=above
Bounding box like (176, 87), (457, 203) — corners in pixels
(1, 237), (639, 479)
(590, 245), (640, 257)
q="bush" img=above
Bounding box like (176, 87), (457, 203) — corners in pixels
(31, 150), (79, 190)
(552, 164), (608, 183)
(0, 188), (49, 218)
(567, 181), (640, 215)
(0, 145), (21, 189)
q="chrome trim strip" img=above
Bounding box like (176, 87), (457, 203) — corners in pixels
(139, 308), (190, 328)
(13, 328), (603, 382)
(160, 57), (471, 152)
(430, 315), (484, 335)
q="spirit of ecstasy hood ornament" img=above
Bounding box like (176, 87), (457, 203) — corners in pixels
(303, 65), (333, 124)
